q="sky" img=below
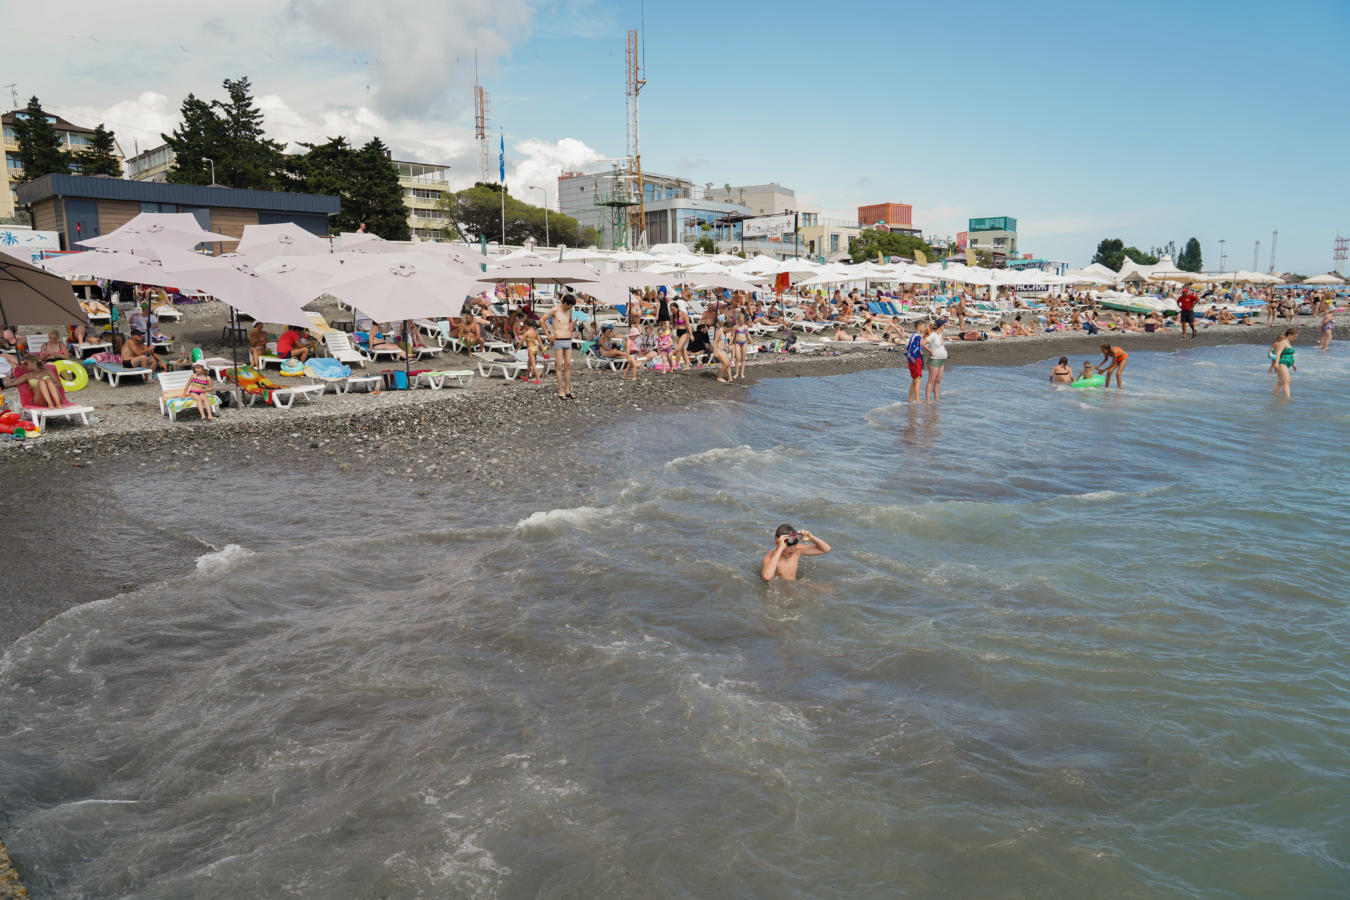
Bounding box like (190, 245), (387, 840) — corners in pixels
(6, 0), (1347, 273)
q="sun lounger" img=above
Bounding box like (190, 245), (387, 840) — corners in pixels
(226, 365), (326, 409)
(156, 371), (221, 421)
(792, 319), (828, 333)
(472, 351), (552, 380)
(353, 332), (403, 363)
(586, 347), (628, 371)
(305, 311), (341, 337)
(413, 369), (474, 389)
(90, 360), (153, 386)
(323, 332), (369, 368)
(12, 363), (94, 429)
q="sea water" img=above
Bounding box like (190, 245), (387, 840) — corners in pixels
(2, 344), (1347, 897)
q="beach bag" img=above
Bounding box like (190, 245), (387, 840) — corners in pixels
(382, 370), (409, 390)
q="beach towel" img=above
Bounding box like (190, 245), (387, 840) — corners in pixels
(164, 394), (222, 417)
(304, 358), (351, 379)
(12, 363), (75, 410)
(225, 365), (281, 404)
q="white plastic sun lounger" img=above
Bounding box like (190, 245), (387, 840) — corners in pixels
(243, 382), (326, 409)
(21, 402), (94, 429)
(323, 332), (368, 368)
(413, 369), (474, 389)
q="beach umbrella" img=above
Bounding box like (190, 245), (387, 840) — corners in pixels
(1303, 273), (1345, 285)
(0, 248), (85, 328)
(326, 256), (477, 381)
(336, 232), (406, 253)
(235, 223), (332, 261)
(78, 212), (236, 252)
(490, 248), (545, 264)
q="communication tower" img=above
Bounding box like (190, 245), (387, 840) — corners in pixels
(625, 28), (646, 247)
(1253, 240), (1260, 272)
(474, 56), (490, 185)
(1268, 230), (1278, 274)
(1335, 233), (1348, 273)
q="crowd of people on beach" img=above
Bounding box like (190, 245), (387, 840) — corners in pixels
(1, 278), (1340, 422)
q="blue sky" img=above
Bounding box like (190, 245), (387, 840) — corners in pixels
(10, 0), (1348, 272)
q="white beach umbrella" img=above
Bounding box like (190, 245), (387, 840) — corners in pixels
(610, 250), (658, 263)
(683, 260), (731, 275)
(77, 212), (236, 252)
(490, 248), (544, 264)
(476, 261), (599, 285)
(336, 232), (409, 254)
(325, 257), (475, 321)
(42, 246), (222, 284)
(1302, 273), (1345, 285)
(235, 222), (332, 261)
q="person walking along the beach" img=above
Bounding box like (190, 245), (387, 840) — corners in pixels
(1269, 328), (1297, 398)
(544, 294), (577, 399)
(761, 524), (832, 582)
(1097, 342), (1128, 388)
(924, 319), (948, 401)
(904, 322), (926, 402)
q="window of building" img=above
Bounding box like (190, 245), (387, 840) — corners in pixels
(6, 153), (22, 171)
(2, 125), (15, 141)
(830, 233), (840, 253)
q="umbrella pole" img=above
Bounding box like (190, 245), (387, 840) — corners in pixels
(229, 307), (241, 407)
(404, 318), (411, 383)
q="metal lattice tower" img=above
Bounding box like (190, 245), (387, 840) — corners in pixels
(474, 56), (490, 185)
(593, 164), (637, 250)
(1336, 233), (1348, 273)
(625, 29), (646, 247)
(1269, 230), (1278, 274)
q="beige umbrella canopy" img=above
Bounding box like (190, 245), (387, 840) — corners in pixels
(0, 248), (85, 327)
(1302, 273), (1345, 285)
(235, 222), (332, 261)
(78, 212), (236, 252)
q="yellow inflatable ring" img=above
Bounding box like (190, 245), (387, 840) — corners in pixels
(53, 359), (89, 391)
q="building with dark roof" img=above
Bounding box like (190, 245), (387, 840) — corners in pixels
(2, 108), (126, 218)
(15, 174), (340, 250)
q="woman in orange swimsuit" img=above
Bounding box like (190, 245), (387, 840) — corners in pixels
(1098, 343), (1128, 388)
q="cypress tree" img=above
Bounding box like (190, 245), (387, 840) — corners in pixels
(12, 96), (70, 182)
(214, 76), (286, 190)
(348, 138), (410, 241)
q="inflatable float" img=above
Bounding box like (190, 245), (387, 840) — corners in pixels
(1071, 374), (1106, 388)
(53, 359), (89, 391)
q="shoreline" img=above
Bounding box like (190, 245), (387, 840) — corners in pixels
(0, 321), (1334, 651)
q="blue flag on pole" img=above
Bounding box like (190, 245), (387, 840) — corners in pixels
(499, 133), (505, 183)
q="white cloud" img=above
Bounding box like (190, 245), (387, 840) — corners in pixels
(286, 0), (535, 118)
(509, 138), (605, 205)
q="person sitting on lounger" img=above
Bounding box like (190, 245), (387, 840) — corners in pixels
(597, 325), (627, 362)
(122, 331), (163, 371)
(249, 322), (269, 368)
(369, 324), (406, 360)
(276, 326), (313, 362)
(40, 329), (70, 361)
(11, 354), (64, 408)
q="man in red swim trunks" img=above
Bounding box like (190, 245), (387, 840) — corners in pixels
(1177, 288), (1199, 338)
(904, 322), (927, 402)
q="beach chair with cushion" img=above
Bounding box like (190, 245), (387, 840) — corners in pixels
(353, 332), (403, 363)
(257, 341), (285, 370)
(471, 350), (553, 381)
(156, 371), (222, 421)
(305, 311), (341, 339)
(12, 363), (95, 429)
(585, 343), (627, 372)
(89, 357), (154, 386)
(225, 365), (325, 409)
(413, 369), (475, 389)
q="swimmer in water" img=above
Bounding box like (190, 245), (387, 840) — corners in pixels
(1078, 361), (1097, 382)
(761, 523), (831, 582)
(1050, 356), (1073, 384)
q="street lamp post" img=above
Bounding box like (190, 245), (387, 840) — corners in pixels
(203, 157), (216, 186)
(528, 185), (549, 247)
(1218, 238), (1227, 275)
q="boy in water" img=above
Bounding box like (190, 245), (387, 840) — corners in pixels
(1078, 361), (1097, 382)
(761, 524), (831, 582)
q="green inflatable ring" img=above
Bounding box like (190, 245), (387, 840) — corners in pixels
(53, 359), (89, 391)
(1071, 374), (1105, 388)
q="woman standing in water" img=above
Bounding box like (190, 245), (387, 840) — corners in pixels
(1269, 328), (1297, 398)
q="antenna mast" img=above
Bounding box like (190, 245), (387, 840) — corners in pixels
(1253, 240), (1260, 272)
(1268, 230), (1278, 274)
(625, 28), (646, 247)
(1335, 232), (1348, 274)
(474, 53), (490, 185)
(2, 84), (16, 109)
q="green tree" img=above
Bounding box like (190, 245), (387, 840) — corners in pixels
(439, 182), (588, 247)
(213, 76), (287, 189)
(1122, 246), (1159, 266)
(1092, 238), (1126, 271)
(12, 96), (70, 183)
(344, 138), (411, 240)
(73, 124), (121, 176)
(163, 93), (225, 185)
(694, 235), (715, 254)
(848, 229), (933, 264)
(163, 77), (286, 189)
(1176, 237), (1203, 272)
